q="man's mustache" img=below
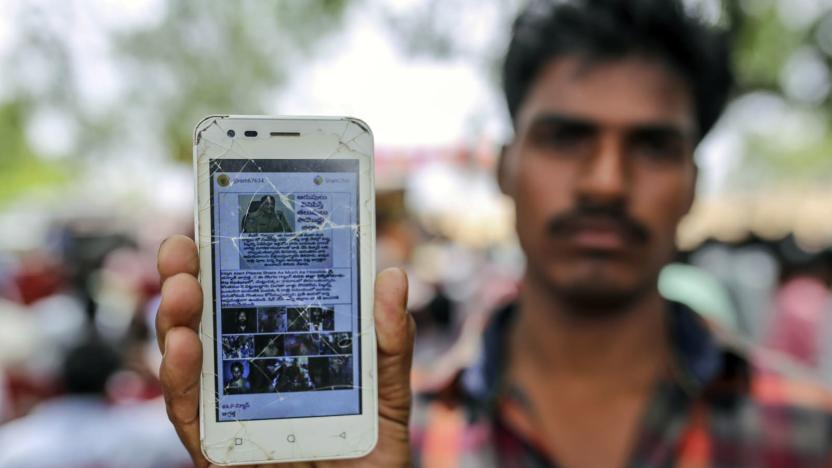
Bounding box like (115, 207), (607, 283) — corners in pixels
(547, 203), (650, 244)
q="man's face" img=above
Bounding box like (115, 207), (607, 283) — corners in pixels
(263, 197), (274, 210)
(502, 56), (697, 312)
(237, 311), (247, 325)
(232, 365), (243, 380)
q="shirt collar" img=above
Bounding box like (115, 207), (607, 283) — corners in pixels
(458, 300), (741, 407)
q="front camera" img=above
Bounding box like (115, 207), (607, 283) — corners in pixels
(227, 129), (236, 138)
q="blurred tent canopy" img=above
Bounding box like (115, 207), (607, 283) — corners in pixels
(679, 187), (832, 251)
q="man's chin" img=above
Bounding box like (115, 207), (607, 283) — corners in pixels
(551, 281), (648, 317)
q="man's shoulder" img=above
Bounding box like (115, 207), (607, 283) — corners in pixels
(700, 327), (832, 458)
(702, 344), (832, 460)
(408, 302), (832, 465)
(746, 347), (832, 414)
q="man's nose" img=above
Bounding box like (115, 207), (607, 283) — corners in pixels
(575, 135), (630, 204)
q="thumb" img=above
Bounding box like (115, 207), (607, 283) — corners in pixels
(374, 268), (415, 426)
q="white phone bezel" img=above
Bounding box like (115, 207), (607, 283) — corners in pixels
(193, 115), (377, 465)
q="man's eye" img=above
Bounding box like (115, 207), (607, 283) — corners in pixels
(632, 136), (683, 162)
(532, 127), (593, 152)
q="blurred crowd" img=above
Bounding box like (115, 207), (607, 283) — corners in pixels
(0, 217), (193, 467)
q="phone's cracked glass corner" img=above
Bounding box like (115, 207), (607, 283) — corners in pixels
(196, 117), (374, 463)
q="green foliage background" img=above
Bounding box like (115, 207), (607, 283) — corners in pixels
(3, 0), (832, 204)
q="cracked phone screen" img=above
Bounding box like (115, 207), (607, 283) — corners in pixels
(200, 122), (365, 424)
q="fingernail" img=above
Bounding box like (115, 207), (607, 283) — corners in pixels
(158, 236), (170, 253)
(390, 267), (406, 284)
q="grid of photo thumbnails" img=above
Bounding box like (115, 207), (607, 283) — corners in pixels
(221, 306), (354, 394)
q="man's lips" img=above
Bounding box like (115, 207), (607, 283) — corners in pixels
(556, 219), (639, 250)
(570, 227), (627, 250)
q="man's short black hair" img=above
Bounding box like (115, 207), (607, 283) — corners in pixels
(231, 361), (244, 372)
(503, 0), (734, 139)
(62, 339), (121, 395)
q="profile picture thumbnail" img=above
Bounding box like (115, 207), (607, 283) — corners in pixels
(223, 360), (251, 394)
(222, 307), (256, 334)
(258, 307), (288, 333)
(317, 332), (352, 355)
(287, 306), (335, 332)
(239, 194), (295, 234)
(254, 334), (284, 358)
(283, 334), (320, 357)
(308, 356), (353, 391)
(222, 335), (254, 359)
(248, 358), (281, 393)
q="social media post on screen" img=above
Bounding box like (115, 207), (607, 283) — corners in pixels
(209, 161), (361, 421)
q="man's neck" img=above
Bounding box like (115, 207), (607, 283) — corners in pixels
(509, 272), (669, 392)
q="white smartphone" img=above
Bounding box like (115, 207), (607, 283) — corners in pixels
(193, 115), (377, 465)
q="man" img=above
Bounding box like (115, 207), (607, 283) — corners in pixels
(242, 195), (292, 234)
(257, 308), (279, 332)
(156, 1), (832, 466)
(276, 358), (313, 392)
(249, 359), (281, 393)
(310, 307), (324, 331)
(329, 356), (352, 389)
(309, 358), (331, 390)
(234, 309), (253, 333)
(258, 307), (288, 333)
(259, 336), (282, 358)
(224, 361), (251, 395)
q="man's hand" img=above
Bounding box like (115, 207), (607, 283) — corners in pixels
(156, 235), (415, 467)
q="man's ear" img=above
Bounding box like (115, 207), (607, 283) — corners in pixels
(497, 143), (514, 197)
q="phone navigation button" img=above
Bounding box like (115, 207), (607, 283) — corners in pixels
(338, 432), (347, 439)
(286, 434), (296, 443)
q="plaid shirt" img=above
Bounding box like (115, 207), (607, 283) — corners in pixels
(411, 302), (832, 467)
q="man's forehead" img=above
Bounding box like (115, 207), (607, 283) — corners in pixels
(517, 55), (697, 134)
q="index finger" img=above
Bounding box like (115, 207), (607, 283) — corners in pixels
(158, 234), (199, 282)
(156, 235), (202, 353)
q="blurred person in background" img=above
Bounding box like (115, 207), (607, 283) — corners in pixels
(0, 337), (188, 467)
(155, 1), (832, 467)
(765, 240), (832, 371)
(0, 217), (191, 467)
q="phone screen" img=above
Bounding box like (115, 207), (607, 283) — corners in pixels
(209, 159), (361, 422)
